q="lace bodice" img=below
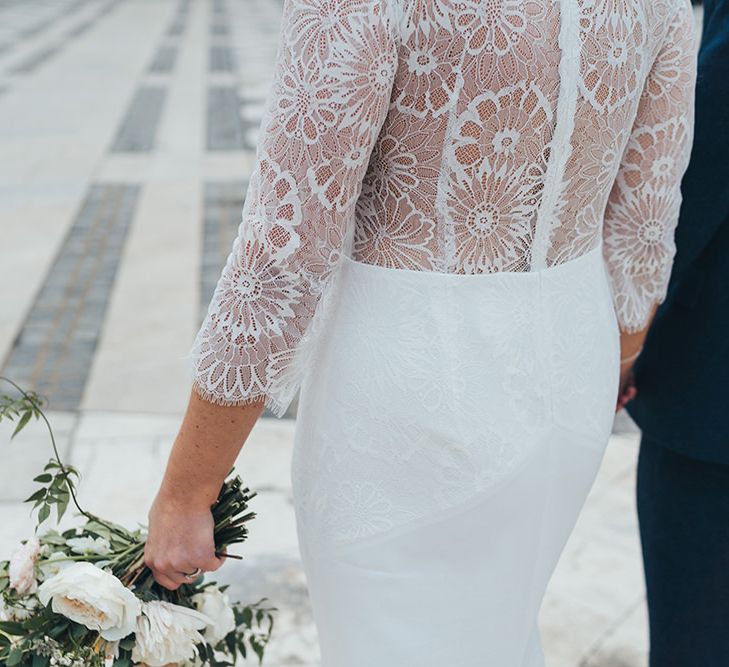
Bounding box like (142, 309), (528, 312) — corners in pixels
(187, 0), (697, 416)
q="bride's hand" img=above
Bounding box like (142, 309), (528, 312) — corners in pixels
(144, 487), (223, 590)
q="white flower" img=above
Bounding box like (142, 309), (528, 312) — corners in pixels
(9, 537), (40, 595)
(38, 562), (141, 641)
(66, 536), (111, 556)
(4, 596), (38, 621)
(191, 587), (236, 644)
(39, 551), (75, 580)
(132, 600), (212, 667)
(103, 640), (119, 667)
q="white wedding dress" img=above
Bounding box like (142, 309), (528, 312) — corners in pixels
(186, 0), (697, 663)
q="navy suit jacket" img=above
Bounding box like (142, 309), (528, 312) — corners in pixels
(626, 0), (729, 464)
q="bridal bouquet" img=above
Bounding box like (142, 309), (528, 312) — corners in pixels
(0, 378), (276, 667)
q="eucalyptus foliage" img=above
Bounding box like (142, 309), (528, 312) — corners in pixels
(0, 378), (277, 666)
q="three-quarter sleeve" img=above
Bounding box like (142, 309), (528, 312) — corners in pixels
(602, 0), (698, 333)
(186, 0), (400, 416)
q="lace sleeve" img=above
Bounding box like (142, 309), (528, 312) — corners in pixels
(602, 0), (698, 333)
(186, 0), (400, 416)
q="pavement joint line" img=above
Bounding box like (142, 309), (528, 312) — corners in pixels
(9, 0), (89, 44)
(577, 594), (646, 667)
(3, 0), (119, 76)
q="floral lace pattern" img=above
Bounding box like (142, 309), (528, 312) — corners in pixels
(187, 0), (697, 415)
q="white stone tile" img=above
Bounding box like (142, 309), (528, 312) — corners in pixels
(74, 410), (182, 440)
(69, 435), (165, 529)
(83, 1), (208, 414)
(0, 409), (76, 501)
(0, 502), (38, 550)
(583, 600), (649, 667)
(236, 418), (296, 491)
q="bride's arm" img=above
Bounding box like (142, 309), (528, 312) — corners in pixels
(145, 0), (400, 589)
(602, 0), (697, 405)
(145, 393), (264, 590)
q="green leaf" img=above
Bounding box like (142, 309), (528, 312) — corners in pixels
(23, 489), (46, 504)
(56, 489), (70, 522)
(6, 647), (23, 666)
(31, 654), (50, 667)
(47, 619), (68, 638)
(69, 621), (87, 639)
(37, 504), (50, 526)
(32, 474), (52, 483)
(0, 620), (25, 635)
(11, 410), (32, 439)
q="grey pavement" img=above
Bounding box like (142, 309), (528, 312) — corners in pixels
(0, 0), (702, 665)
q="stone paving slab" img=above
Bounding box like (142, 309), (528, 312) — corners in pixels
(0, 411), (649, 666)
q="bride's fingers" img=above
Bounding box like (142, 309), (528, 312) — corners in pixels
(151, 568), (182, 591)
(202, 552), (224, 572)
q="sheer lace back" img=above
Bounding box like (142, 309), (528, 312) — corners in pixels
(187, 0), (697, 416)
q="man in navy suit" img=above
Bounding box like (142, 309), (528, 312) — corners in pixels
(625, 0), (729, 664)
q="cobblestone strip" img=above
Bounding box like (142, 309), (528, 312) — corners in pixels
(206, 0), (253, 151)
(209, 44), (234, 73)
(147, 45), (178, 74)
(0, 184), (140, 411)
(110, 86), (167, 153)
(166, 0), (190, 36)
(110, 0), (193, 151)
(200, 180), (248, 324)
(206, 85), (246, 150)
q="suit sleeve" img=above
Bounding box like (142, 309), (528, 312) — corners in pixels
(602, 0), (698, 333)
(186, 0), (399, 416)
(668, 8), (729, 281)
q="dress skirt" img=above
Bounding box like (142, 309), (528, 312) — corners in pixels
(289, 241), (621, 666)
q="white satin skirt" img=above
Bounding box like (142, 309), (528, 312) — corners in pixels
(290, 242), (621, 666)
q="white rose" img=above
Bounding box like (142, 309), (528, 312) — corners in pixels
(38, 562), (141, 640)
(66, 536), (111, 556)
(191, 587), (236, 644)
(132, 600), (211, 667)
(9, 537), (40, 595)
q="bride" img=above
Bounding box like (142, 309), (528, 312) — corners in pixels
(144, 0), (696, 664)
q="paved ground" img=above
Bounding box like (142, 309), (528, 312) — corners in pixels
(0, 0), (703, 665)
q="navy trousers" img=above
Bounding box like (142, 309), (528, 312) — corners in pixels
(637, 436), (729, 666)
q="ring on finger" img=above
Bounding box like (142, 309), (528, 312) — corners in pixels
(181, 567), (202, 581)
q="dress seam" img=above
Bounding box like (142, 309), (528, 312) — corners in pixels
(531, 0), (581, 270)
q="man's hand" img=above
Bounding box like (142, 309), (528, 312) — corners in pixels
(144, 487), (223, 590)
(616, 364), (637, 413)
(614, 303), (659, 413)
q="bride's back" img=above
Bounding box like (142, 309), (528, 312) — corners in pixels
(189, 0), (696, 412)
(346, 0), (696, 331)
